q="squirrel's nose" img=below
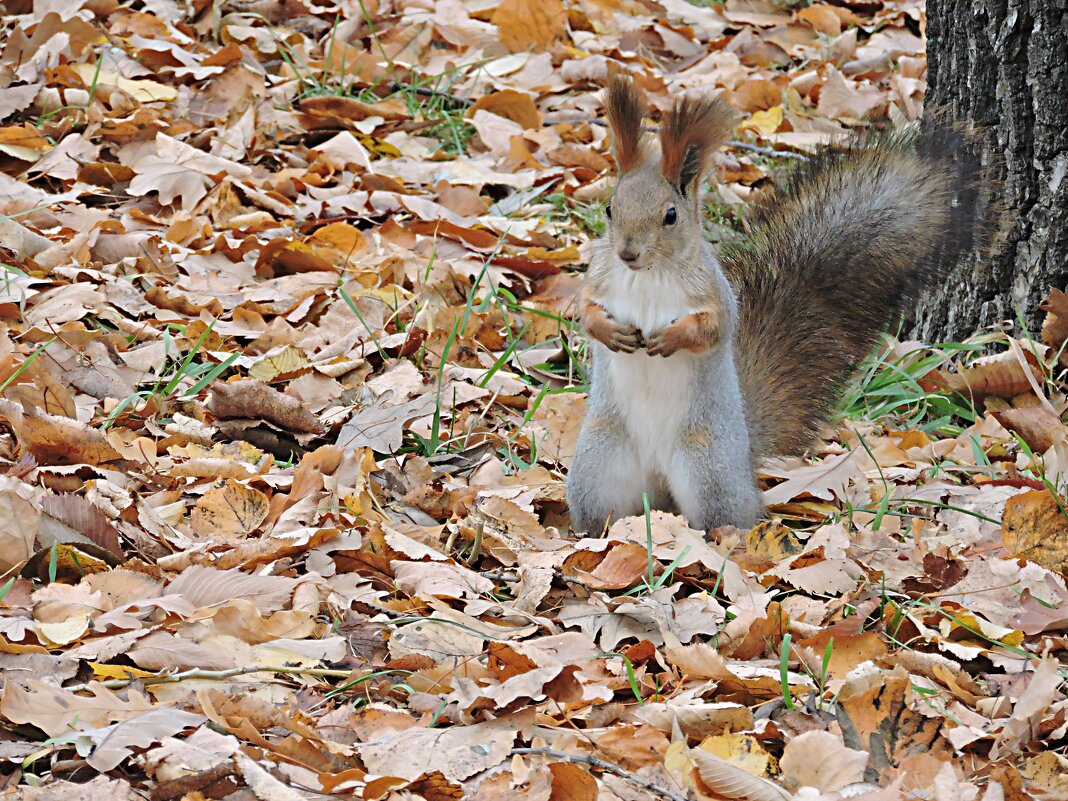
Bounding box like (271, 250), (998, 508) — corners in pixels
(618, 247), (640, 267)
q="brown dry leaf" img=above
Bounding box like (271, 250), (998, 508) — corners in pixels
(575, 542), (648, 590)
(40, 492), (123, 558)
(928, 347), (1045, 398)
(393, 560), (495, 600)
(992, 406), (1067, 453)
(836, 669), (944, 780)
(796, 630), (887, 680)
(817, 66), (884, 122)
(0, 399), (123, 466)
(207, 379), (324, 434)
(0, 476), (41, 572)
(1001, 489), (1068, 572)
(762, 449), (866, 506)
(490, 0), (569, 52)
(166, 565), (299, 613)
(724, 0), (792, 27)
(662, 631), (729, 680)
(745, 521), (802, 562)
(1040, 288), (1068, 366)
(992, 657), (1062, 757)
(698, 732), (775, 779)
(11, 776), (138, 801)
(467, 90), (542, 130)
(1013, 578), (1068, 635)
(548, 762), (597, 801)
(190, 479), (270, 541)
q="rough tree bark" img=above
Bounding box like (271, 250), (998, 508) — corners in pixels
(910, 0), (1068, 342)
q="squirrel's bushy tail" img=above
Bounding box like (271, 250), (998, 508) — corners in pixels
(721, 125), (983, 461)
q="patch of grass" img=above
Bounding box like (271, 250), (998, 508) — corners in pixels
(540, 193), (607, 237)
(842, 340), (984, 437)
(101, 321), (237, 429)
(779, 632), (796, 710)
(276, 9), (480, 156)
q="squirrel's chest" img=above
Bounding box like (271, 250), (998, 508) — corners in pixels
(599, 272), (697, 474)
(600, 270), (692, 336)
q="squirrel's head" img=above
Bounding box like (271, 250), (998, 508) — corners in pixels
(601, 75), (735, 272)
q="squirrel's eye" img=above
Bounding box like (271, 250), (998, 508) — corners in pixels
(605, 203), (612, 220)
(663, 207), (677, 226)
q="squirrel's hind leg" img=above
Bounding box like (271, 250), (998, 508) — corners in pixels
(567, 413), (647, 534)
(667, 425), (764, 530)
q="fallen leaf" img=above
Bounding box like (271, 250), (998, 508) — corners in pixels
(1001, 490), (1068, 572)
(190, 479), (270, 541)
(779, 730), (869, 792)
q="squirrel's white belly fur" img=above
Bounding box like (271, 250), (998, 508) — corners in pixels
(600, 270), (694, 481)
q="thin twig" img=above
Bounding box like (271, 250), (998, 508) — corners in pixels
(555, 571), (596, 591)
(510, 748), (689, 801)
(726, 140), (811, 161)
(480, 569), (520, 582)
(66, 665), (354, 693)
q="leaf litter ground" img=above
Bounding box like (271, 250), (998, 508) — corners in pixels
(0, 0), (1067, 799)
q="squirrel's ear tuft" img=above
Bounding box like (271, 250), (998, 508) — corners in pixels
(604, 74), (645, 174)
(659, 95), (736, 195)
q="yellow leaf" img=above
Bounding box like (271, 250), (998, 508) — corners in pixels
(356, 133), (402, 158)
(698, 732), (776, 778)
(740, 106), (784, 136)
(0, 124), (52, 160)
(89, 662), (157, 681)
(663, 740), (698, 792)
(71, 64), (178, 102)
(248, 345), (311, 382)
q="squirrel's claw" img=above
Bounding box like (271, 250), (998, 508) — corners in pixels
(645, 331), (676, 357)
(647, 311), (719, 357)
(605, 324), (643, 353)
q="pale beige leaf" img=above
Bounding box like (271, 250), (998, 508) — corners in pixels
(779, 730), (869, 792)
(690, 748), (791, 800)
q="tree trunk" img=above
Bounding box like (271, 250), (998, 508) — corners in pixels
(910, 0), (1068, 342)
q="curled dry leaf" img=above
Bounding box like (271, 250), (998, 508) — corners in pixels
(1040, 288), (1068, 367)
(0, 399), (123, 466)
(207, 379), (324, 434)
(991, 406), (1067, 454)
(925, 347), (1045, 399)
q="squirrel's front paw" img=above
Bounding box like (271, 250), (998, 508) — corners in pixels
(582, 299), (643, 353)
(603, 321), (644, 353)
(647, 311), (720, 357)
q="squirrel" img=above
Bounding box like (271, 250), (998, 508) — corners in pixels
(566, 74), (981, 534)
